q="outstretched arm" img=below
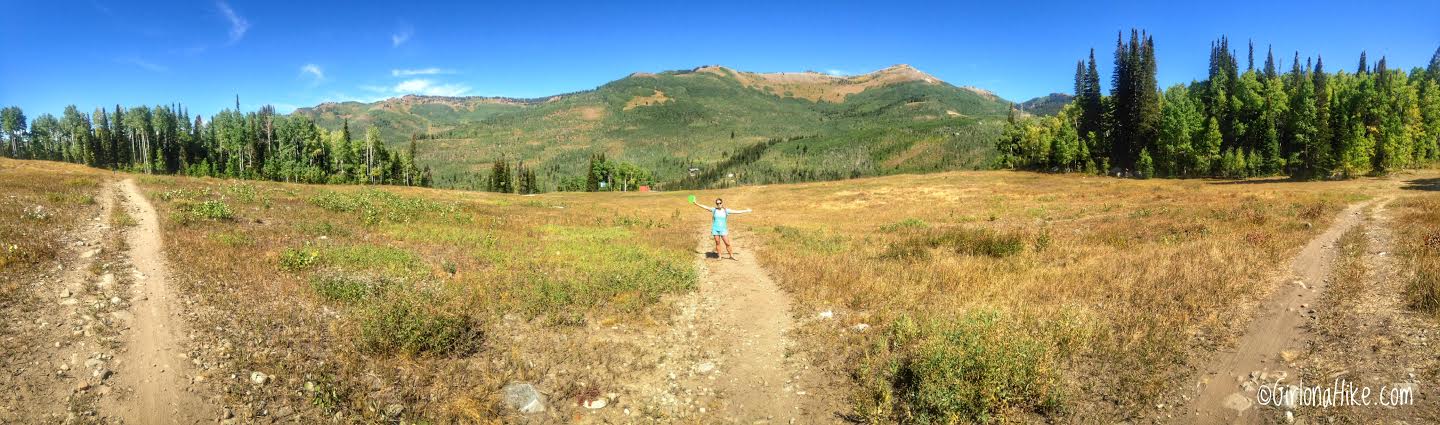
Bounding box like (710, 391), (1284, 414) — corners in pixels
(692, 200), (714, 211)
(728, 208), (753, 214)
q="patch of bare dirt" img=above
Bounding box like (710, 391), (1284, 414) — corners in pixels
(622, 90), (672, 111)
(692, 64), (940, 103)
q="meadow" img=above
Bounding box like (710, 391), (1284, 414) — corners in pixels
(4, 157), (1435, 423)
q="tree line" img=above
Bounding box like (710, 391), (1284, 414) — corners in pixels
(998, 30), (1440, 179)
(0, 101), (432, 187)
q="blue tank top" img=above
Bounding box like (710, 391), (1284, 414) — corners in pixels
(712, 208), (728, 231)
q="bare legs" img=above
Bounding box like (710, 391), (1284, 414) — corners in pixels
(716, 234), (735, 259)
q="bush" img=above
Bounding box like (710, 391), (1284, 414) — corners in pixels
(279, 247), (320, 271)
(356, 293), (482, 356)
(857, 310), (1065, 424)
(185, 200), (235, 220)
(311, 273), (391, 303)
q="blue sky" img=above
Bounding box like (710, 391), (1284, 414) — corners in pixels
(2, 0), (1437, 117)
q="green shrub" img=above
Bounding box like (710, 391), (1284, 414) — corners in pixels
(356, 293), (482, 356)
(279, 247), (321, 271)
(187, 200), (235, 220)
(225, 183), (260, 203)
(857, 310), (1065, 424)
(311, 273), (391, 303)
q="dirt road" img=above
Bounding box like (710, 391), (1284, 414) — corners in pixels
(1184, 199), (1380, 423)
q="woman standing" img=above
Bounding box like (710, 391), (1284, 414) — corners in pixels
(692, 197), (751, 259)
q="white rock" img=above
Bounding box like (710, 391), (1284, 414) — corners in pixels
(582, 397), (608, 409)
(696, 361), (716, 374)
(851, 323), (871, 332)
(249, 371), (269, 385)
(817, 310), (834, 319)
(503, 383), (545, 414)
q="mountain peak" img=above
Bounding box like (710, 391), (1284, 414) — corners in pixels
(855, 63), (939, 84)
(682, 64), (944, 102)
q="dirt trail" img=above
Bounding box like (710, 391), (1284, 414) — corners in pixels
(1299, 198), (1439, 422)
(1184, 199), (1379, 423)
(694, 231), (805, 422)
(102, 179), (215, 424)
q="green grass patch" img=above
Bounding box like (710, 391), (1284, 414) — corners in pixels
(309, 189), (458, 225)
(172, 200), (235, 224)
(210, 231), (255, 247)
(310, 272), (393, 304)
(279, 244), (425, 277)
(516, 225), (697, 317)
(322, 244), (426, 277)
(355, 292), (482, 356)
(856, 309), (1072, 423)
(279, 247), (321, 271)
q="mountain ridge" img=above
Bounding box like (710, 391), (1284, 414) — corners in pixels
(291, 63), (1016, 189)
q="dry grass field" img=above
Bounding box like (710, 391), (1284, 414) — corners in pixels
(2, 157), (1436, 423)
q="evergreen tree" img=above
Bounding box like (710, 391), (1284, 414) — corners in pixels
(1263, 46), (1278, 80)
(1312, 57), (1333, 175)
(1286, 52), (1320, 176)
(1429, 46), (1440, 82)
(1079, 49), (1105, 153)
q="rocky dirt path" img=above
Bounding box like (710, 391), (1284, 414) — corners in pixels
(99, 179), (216, 424)
(1184, 198), (1379, 423)
(1297, 198), (1438, 422)
(578, 229), (830, 423)
(695, 231), (807, 422)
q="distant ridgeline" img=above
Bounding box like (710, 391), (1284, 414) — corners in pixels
(0, 64), (1016, 192)
(998, 30), (1440, 179)
(292, 64), (1014, 192)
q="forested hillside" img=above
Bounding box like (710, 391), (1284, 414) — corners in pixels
(0, 64), (1012, 192)
(0, 103), (428, 187)
(299, 64), (1013, 191)
(999, 31), (1440, 178)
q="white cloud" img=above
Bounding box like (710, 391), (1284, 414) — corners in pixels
(217, 0), (249, 44)
(117, 57), (168, 72)
(824, 69), (851, 76)
(391, 79), (471, 96)
(391, 68), (455, 77)
(300, 64), (325, 83)
(391, 23), (413, 47)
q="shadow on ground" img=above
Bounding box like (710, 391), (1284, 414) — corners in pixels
(1205, 176), (1304, 185)
(1401, 177), (1440, 191)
